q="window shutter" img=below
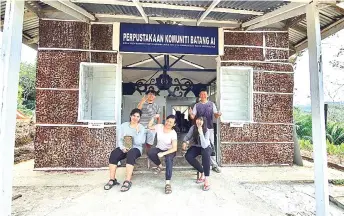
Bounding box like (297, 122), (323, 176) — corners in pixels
(78, 63), (117, 122)
(220, 67), (253, 122)
(91, 65), (116, 121)
(78, 64), (93, 121)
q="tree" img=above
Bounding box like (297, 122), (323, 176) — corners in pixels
(330, 48), (344, 69)
(294, 107), (344, 145)
(327, 31), (344, 102)
(326, 122), (344, 145)
(17, 62), (36, 114)
(294, 107), (313, 141)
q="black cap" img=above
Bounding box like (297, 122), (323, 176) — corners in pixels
(146, 89), (157, 95)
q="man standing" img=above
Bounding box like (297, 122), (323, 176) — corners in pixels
(189, 89), (222, 173)
(137, 89), (160, 153)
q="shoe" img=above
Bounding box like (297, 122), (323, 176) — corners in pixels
(212, 166), (221, 173)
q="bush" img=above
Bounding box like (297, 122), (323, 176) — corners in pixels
(294, 108), (313, 141)
(300, 139), (344, 154)
(327, 140), (340, 155)
(326, 122), (344, 145)
(299, 139), (313, 151)
(17, 62), (36, 116)
(294, 108), (344, 145)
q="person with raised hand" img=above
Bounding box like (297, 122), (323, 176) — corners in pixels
(147, 115), (178, 194)
(137, 89), (160, 154)
(189, 89), (222, 173)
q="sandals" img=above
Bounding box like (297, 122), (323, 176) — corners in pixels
(153, 166), (162, 175)
(120, 180), (132, 192)
(196, 177), (205, 184)
(165, 184), (172, 194)
(104, 179), (120, 190)
(203, 184), (210, 191)
(212, 166), (221, 173)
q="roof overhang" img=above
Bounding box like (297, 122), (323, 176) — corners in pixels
(1, 1), (344, 54)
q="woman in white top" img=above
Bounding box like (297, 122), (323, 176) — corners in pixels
(147, 115), (178, 194)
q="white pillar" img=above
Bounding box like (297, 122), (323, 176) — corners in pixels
(116, 53), (123, 146)
(306, 2), (329, 216)
(0, 0), (24, 216)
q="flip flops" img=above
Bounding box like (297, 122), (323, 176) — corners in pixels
(203, 184), (210, 191)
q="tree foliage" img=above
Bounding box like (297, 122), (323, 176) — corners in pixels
(17, 62), (36, 115)
(326, 122), (344, 145)
(330, 48), (344, 69)
(294, 107), (344, 145)
(294, 107), (312, 141)
(328, 104), (344, 123)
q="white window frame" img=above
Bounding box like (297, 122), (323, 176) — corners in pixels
(77, 62), (120, 123)
(219, 66), (254, 123)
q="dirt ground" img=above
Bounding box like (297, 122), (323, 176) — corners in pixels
(14, 141), (34, 164)
(301, 150), (344, 166)
(14, 120), (35, 164)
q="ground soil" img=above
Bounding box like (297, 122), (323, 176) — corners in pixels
(14, 120), (35, 164)
(301, 150), (344, 166)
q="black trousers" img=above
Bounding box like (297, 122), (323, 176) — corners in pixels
(185, 146), (211, 177)
(109, 147), (141, 166)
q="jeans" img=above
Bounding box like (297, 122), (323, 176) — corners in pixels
(148, 147), (176, 180)
(185, 146), (211, 177)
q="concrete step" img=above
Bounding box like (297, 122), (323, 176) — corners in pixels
(120, 154), (202, 171)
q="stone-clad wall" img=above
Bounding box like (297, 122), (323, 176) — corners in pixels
(220, 31), (294, 165)
(36, 20), (294, 168)
(35, 20), (117, 168)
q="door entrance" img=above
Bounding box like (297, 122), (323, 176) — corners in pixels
(120, 53), (219, 162)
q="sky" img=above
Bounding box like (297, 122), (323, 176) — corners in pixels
(0, 32), (37, 63)
(293, 30), (344, 105)
(1, 29), (344, 106)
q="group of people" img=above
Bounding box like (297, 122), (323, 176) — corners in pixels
(104, 89), (222, 194)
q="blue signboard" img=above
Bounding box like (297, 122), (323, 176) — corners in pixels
(119, 23), (219, 55)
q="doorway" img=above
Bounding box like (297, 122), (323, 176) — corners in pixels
(120, 53), (219, 160)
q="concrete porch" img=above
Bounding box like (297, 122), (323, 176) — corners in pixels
(11, 159), (344, 216)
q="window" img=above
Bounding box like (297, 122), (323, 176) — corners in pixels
(78, 62), (118, 122)
(208, 82), (217, 96)
(172, 106), (189, 120)
(220, 66), (253, 122)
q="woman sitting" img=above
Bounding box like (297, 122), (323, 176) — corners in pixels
(104, 108), (146, 192)
(182, 116), (211, 191)
(147, 115), (178, 194)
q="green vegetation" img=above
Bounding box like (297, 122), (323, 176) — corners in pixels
(17, 62), (36, 116)
(329, 179), (344, 185)
(299, 139), (313, 151)
(295, 106), (344, 163)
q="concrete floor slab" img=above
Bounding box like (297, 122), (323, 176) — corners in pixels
(11, 160), (344, 216)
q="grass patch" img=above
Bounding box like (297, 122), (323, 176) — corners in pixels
(329, 179), (344, 186)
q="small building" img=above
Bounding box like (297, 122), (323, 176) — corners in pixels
(4, 1), (339, 169)
(2, 1), (344, 214)
(34, 19), (295, 168)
